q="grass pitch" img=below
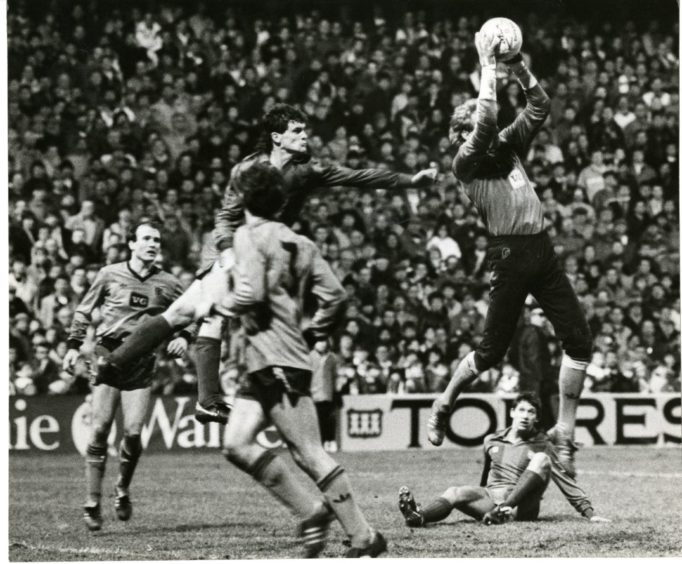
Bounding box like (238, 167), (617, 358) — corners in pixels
(9, 446), (682, 560)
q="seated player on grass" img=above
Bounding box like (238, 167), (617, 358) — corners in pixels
(399, 393), (611, 526)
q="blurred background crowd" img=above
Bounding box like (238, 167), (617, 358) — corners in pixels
(8, 0), (680, 402)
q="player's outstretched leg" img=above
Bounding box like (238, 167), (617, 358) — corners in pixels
(83, 384), (120, 531)
(427, 352), (479, 446)
(193, 318), (231, 425)
(498, 452), (550, 521)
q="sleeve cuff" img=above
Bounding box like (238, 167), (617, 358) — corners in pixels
(66, 339), (82, 350)
(397, 173), (414, 187)
(178, 330), (193, 343)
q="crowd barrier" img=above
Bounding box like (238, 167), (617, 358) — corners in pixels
(8, 393), (680, 454)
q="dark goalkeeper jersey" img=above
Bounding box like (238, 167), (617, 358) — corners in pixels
(453, 84), (550, 236)
(67, 261), (184, 347)
(481, 427), (594, 517)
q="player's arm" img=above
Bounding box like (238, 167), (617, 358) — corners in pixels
(64, 269), (108, 370)
(452, 32), (501, 182)
(309, 161), (437, 190)
(547, 444), (608, 521)
(498, 55), (551, 155)
(303, 246), (347, 345)
(480, 435), (493, 486)
(213, 164), (246, 252)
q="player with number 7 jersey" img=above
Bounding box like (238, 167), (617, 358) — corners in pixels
(227, 219), (344, 373)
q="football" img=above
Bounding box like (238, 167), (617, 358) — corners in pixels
(479, 17), (523, 61)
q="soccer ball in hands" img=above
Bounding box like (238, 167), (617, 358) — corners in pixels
(479, 17), (523, 62)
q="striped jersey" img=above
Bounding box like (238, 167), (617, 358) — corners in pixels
(227, 219), (346, 373)
(482, 427), (593, 517)
(67, 262), (184, 346)
(453, 84), (550, 236)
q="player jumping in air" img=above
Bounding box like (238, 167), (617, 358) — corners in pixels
(217, 163), (386, 558)
(63, 219), (192, 531)
(399, 393), (610, 526)
(97, 103), (437, 426)
(426, 32), (593, 476)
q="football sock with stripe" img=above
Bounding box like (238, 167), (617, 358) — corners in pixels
(503, 469), (547, 508)
(108, 315), (174, 367)
(85, 443), (108, 505)
(557, 363), (587, 436)
(194, 336), (223, 406)
(117, 434), (143, 490)
(317, 466), (372, 548)
(233, 450), (319, 518)
(421, 497), (453, 523)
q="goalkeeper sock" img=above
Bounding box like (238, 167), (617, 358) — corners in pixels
(318, 466), (372, 548)
(503, 469), (547, 508)
(85, 443), (107, 505)
(194, 336), (223, 406)
(108, 315), (174, 366)
(117, 434), (143, 490)
(421, 497), (453, 523)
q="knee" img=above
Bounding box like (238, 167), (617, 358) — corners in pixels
(473, 348), (503, 373)
(90, 425), (110, 446)
(528, 452), (551, 475)
(166, 301), (195, 327)
(562, 329), (593, 363)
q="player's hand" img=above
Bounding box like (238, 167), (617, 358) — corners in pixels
(62, 349), (80, 373)
(411, 167), (438, 186)
(482, 505), (512, 525)
(167, 337), (189, 358)
(589, 515), (611, 523)
(475, 31), (500, 67)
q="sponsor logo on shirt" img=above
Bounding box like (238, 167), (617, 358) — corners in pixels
(129, 292), (149, 308)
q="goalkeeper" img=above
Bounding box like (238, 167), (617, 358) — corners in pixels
(399, 393), (610, 527)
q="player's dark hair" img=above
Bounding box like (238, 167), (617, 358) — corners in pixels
(128, 217), (163, 243)
(255, 103), (308, 152)
(237, 163), (285, 220)
(512, 392), (542, 415)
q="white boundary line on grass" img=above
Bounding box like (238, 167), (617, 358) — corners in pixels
(580, 470), (682, 479)
(10, 542), (145, 558)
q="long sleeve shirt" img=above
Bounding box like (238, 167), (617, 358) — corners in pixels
(213, 152), (415, 252)
(453, 81), (551, 236)
(480, 427), (594, 518)
(67, 262), (185, 348)
(225, 219), (347, 373)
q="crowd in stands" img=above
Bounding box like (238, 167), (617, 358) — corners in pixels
(8, 1), (680, 398)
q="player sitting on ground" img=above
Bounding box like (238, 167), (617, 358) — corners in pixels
(97, 103), (437, 426)
(426, 31), (592, 477)
(63, 219), (191, 531)
(215, 163), (386, 558)
(399, 393), (610, 527)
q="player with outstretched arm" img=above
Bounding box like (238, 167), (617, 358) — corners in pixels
(426, 30), (593, 476)
(400, 393), (610, 527)
(97, 103), (437, 427)
(63, 219), (192, 531)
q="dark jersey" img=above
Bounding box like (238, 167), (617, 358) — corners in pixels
(481, 427), (593, 517)
(453, 84), (550, 236)
(67, 262), (184, 347)
(212, 153), (415, 252)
